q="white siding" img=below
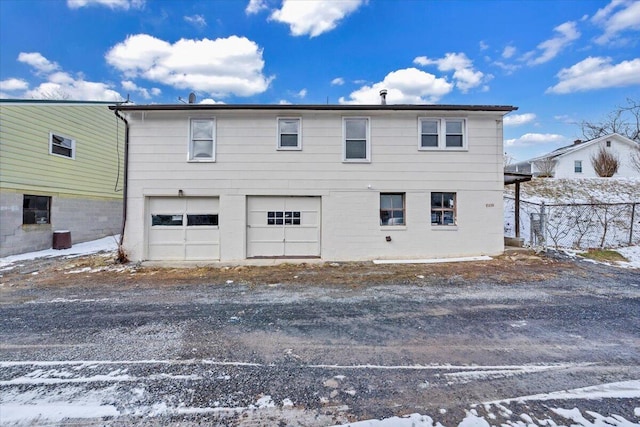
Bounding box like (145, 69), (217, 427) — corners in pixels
(554, 139), (640, 178)
(123, 109), (507, 262)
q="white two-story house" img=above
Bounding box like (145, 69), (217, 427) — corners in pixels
(111, 101), (516, 263)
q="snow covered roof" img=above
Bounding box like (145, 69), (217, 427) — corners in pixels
(527, 133), (639, 163)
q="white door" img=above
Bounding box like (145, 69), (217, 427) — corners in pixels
(148, 197), (220, 261)
(247, 196), (320, 257)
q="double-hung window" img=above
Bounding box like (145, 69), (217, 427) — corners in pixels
(343, 117), (370, 162)
(277, 118), (301, 150)
(49, 132), (75, 159)
(574, 160), (582, 173)
(419, 118), (467, 150)
(431, 192), (456, 226)
(189, 118), (215, 161)
(380, 193), (405, 226)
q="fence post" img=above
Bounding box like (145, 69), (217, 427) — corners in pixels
(540, 201), (547, 248)
(631, 203), (636, 246)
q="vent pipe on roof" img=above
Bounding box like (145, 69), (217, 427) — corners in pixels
(188, 92), (196, 104)
(574, 139), (582, 145)
(379, 89), (387, 105)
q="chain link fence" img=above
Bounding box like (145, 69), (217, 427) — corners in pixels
(504, 196), (639, 250)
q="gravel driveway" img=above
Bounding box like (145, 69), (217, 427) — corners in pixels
(0, 251), (639, 426)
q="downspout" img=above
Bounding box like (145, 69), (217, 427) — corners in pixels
(114, 109), (129, 247)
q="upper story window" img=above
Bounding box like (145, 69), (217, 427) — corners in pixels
(343, 117), (370, 162)
(277, 118), (301, 150)
(419, 118), (467, 150)
(189, 118), (215, 161)
(49, 132), (75, 159)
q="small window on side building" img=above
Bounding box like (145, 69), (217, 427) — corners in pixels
(189, 118), (215, 161)
(574, 160), (582, 173)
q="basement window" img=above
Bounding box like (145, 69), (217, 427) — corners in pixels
(23, 195), (51, 225)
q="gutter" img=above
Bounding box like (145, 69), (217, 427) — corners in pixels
(113, 109), (129, 247)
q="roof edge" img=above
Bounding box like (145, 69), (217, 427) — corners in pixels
(109, 103), (518, 112)
(0, 98), (123, 105)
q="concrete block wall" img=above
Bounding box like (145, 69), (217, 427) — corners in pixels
(0, 192), (122, 257)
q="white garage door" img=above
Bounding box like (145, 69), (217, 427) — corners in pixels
(148, 197), (220, 261)
(247, 196), (320, 258)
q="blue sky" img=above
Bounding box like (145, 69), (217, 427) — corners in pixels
(1, 0), (639, 161)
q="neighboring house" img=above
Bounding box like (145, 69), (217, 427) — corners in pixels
(0, 100), (125, 257)
(520, 133), (639, 178)
(111, 101), (517, 263)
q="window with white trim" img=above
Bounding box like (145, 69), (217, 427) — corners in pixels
(49, 132), (75, 159)
(574, 160), (582, 173)
(189, 118), (215, 161)
(277, 118), (301, 150)
(380, 193), (405, 226)
(419, 118), (467, 150)
(431, 192), (456, 226)
(343, 117), (370, 162)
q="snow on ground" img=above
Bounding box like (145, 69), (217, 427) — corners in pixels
(0, 235), (119, 270)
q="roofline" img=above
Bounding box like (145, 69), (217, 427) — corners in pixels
(109, 103), (518, 113)
(0, 98), (123, 105)
(529, 132), (639, 162)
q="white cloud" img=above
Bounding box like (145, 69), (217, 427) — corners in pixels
(331, 77), (345, 86)
(184, 14), (206, 28)
(150, 87), (161, 96)
(339, 67), (453, 104)
(246, 0), (268, 14)
(199, 98), (225, 104)
(592, 0), (640, 44)
(296, 88), (307, 98)
(505, 133), (566, 147)
(17, 52), (59, 74)
(504, 113), (536, 127)
(0, 78), (29, 91)
(121, 80), (159, 99)
(67, 0), (144, 10)
(525, 21), (580, 65)
(413, 52), (486, 93)
(493, 61), (521, 74)
(502, 45), (516, 59)
(13, 52), (122, 101)
(26, 74), (123, 101)
(106, 34), (272, 97)
(279, 99), (292, 105)
(546, 56), (640, 94)
(269, 0), (364, 37)
(479, 41), (489, 51)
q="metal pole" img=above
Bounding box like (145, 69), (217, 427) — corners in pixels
(515, 182), (521, 238)
(630, 203), (636, 246)
(541, 201), (546, 248)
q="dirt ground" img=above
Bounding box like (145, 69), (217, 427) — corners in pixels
(1, 249), (572, 292)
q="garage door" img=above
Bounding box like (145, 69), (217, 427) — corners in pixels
(148, 197), (220, 261)
(247, 196), (320, 257)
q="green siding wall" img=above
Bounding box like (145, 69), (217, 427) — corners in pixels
(0, 104), (124, 199)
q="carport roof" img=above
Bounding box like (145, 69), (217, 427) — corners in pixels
(504, 172), (533, 185)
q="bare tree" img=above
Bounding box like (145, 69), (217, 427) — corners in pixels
(630, 144), (640, 173)
(590, 145), (620, 177)
(533, 157), (556, 177)
(581, 98), (640, 142)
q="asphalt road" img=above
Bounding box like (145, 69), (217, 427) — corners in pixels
(1, 253), (639, 426)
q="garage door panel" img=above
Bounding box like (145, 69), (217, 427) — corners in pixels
(247, 196), (320, 258)
(147, 197), (220, 261)
(149, 228), (184, 244)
